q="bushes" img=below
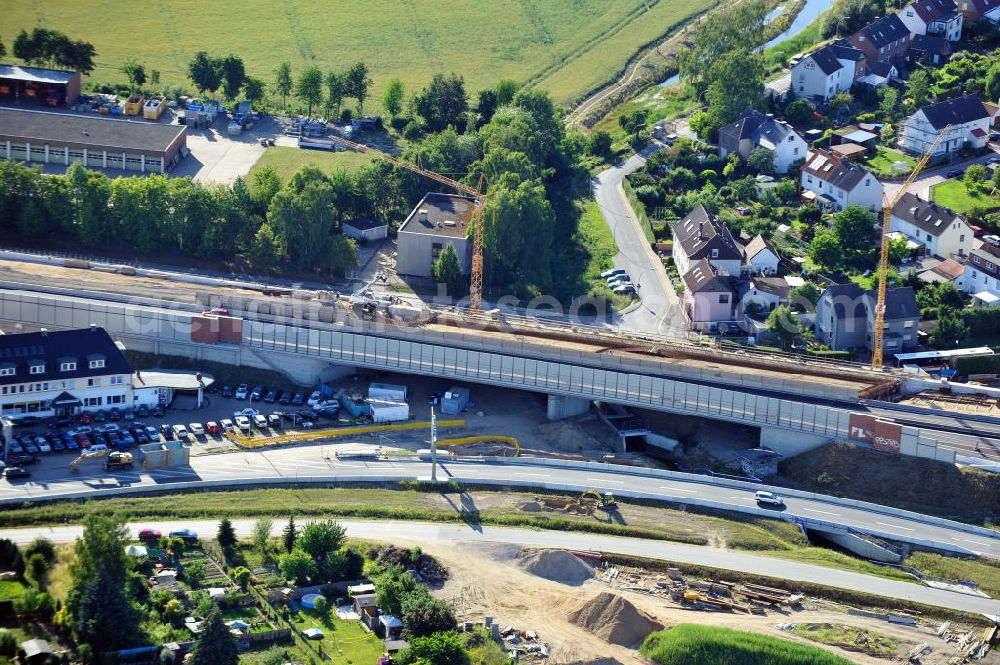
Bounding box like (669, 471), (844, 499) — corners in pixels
(954, 354), (1000, 376)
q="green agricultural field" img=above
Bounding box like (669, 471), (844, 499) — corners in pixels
(3, 0), (716, 108)
(248, 146), (375, 182)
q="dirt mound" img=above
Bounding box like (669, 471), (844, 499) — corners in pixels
(538, 419), (615, 453)
(517, 549), (594, 585)
(566, 592), (664, 647)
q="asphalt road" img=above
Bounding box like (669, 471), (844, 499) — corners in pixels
(2, 444), (997, 559)
(1, 516), (997, 616)
(592, 146), (686, 335)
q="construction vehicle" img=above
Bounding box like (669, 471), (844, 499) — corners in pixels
(580, 489), (618, 509)
(871, 126), (949, 369)
(69, 448), (133, 472)
(327, 135), (491, 314)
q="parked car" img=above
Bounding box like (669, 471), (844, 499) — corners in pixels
(47, 417), (71, 429)
(600, 268), (626, 279)
(946, 168), (964, 178)
(754, 491), (785, 507)
(234, 416), (252, 433)
(263, 389), (278, 403)
(138, 529), (161, 542)
(267, 414), (282, 429)
(613, 283), (637, 296)
(7, 454), (40, 466)
(151, 406), (164, 418)
(137, 405), (149, 417)
(145, 426), (160, 441)
(235, 384), (249, 400)
(221, 385), (233, 398)
(292, 392), (306, 406)
(78, 412), (92, 425)
(220, 419), (235, 432)
(93, 410), (107, 423)
(168, 528), (199, 543)
(253, 414), (269, 430)
(250, 385), (266, 401)
(278, 392), (292, 405)
(307, 391), (322, 407)
(89, 443), (109, 453)
(188, 423), (206, 438)
(123, 409), (135, 421)
(109, 407), (122, 421)
(4, 467), (31, 480)
(234, 408), (260, 418)
(172, 424), (190, 439)
(606, 273), (631, 285)
(205, 422), (221, 435)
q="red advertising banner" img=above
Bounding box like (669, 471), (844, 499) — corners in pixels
(848, 413), (877, 444)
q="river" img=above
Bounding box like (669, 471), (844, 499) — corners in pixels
(659, 0), (835, 87)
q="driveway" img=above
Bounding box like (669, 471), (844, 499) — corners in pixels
(593, 144), (687, 336)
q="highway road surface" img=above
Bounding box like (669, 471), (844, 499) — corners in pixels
(592, 145), (686, 335)
(1, 517), (997, 616)
(2, 444), (997, 559)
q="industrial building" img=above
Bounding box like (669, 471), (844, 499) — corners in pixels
(396, 193), (478, 278)
(0, 64), (81, 107)
(0, 107), (187, 173)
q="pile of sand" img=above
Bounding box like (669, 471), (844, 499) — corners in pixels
(565, 592), (664, 647)
(517, 549), (595, 585)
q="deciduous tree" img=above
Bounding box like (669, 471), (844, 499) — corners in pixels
(274, 62), (293, 109)
(189, 51), (222, 95)
(414, 73), (468, 132)
(383, 78), (405, 118)
(296, 66), (323, 116)
(220, 54), (246, 101)
(345, 62), (372, 112)
(279, 548), (316, 584)
(432, 243), (464, 296)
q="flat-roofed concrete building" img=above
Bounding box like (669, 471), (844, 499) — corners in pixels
(396, 193), (478, 278)
(0, 64), (81, 107)
(0, 107), (187, 173)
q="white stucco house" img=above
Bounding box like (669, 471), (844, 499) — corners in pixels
(898, 0), (964, 41)
(962, 235), (1000, 305)
(742, 234), (781, 276)
(718, 109), (808, 174)
(791, 42), (866, 101)
(671, 205), (744, 278)
(890, 192), (972, 259)
(901, 94), (991, 156)
(800, 149), (883, 212)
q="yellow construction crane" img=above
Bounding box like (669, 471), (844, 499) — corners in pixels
(871, 126), (950, 370)
(329, 136), (489, 314)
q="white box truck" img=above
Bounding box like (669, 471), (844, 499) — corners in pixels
(368, 399), (410, 423)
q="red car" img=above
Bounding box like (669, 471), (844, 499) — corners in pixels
(78, 412), (92, 424)
(74, 433), (92, 449)
(138, 529), (161, 542)
(205, 421), (221, 435)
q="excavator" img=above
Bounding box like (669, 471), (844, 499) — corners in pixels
(69, 449), (134, 472)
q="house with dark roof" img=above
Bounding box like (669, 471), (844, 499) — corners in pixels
(890, 192), (972, 258)
(962, 235), (1000, 305)
(718, 109), (807, 174)
(739, 276), (790, 314)
(681, 259), (739, 333)
(791, 42), (866, 101)
(901, 93), (991, 156)
(908, 33), (953, 64)
(957, 0), (1000, 23)
(899, 0), (964, 40)
(742, 234), (781, 275)
(0, 326), (133, 419)
(815, 284), (919, 351)
(800, 149), (882, 212)
(671, 205), (744, 278)
(847, 14), (912, 65)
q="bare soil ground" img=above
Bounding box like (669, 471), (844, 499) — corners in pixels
(900, 393), (1000, 419)
(424, 542), (992, 665)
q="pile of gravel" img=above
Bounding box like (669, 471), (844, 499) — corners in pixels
(566, 592), (664, 647)
(517, 549), (595, 586)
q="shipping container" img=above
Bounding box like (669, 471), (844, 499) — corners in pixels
(368, 399), (409, 423)
(369, 382), (407, 402)
(440, 386), (470, 415)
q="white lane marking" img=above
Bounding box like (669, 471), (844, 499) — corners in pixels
(803, 508), (840, 516)
(587, 478), (623, 484)
(876, 522), (913, 531)
(729, 496), (750, 500)
(660, 486), (696, 493)
(511, 472), (551, 477)
(958, 538), (989, 546)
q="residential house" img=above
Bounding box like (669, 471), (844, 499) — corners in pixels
(740, 276), (790, 314)
(395, 192), (478, 279)
(908, 33), (953, 64)
(671, 205), (744, 278)
(847, 14), (912, 65)
(962, 235), (1000, 305)
(898, 0), (964, 40)
(742, 234), (781, 275)
(956, 0), (1000, 24)
(858, 60), (899, 88)
(815, 284), (919, 351)
(901, 93), (991, 156)
(718, 109), (808, 173)
(800, 149), (883, 212)
(0, 326), (134, 419)
(790, 42), (866, 101)
(918, 257), (967, 288)
(682, 258), (738, 333)
(890, 192), (972, 258)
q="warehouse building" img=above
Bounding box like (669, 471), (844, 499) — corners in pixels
(396, 193), (478, 278)
(0, 107), (187, 173)
(0, 64), (81, 107)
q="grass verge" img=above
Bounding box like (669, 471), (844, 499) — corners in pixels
(248, 147), (375, 182)
(640, 624), (855, 665)
(791, 623), (899, 657)
(574, 200), (633, 310)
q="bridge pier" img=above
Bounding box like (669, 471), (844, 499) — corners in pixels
(758, 427), (829, 456)
(547, 395), (591, 421)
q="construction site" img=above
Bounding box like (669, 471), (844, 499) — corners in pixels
(430, 543), (999, 665)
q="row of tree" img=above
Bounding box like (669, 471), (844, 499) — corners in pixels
(186, 51), (265, 103)
(272, 61), (372, 116)
(9, 27), (97, 73)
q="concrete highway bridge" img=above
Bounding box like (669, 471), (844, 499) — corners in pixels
(1, 280), (979, 464)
